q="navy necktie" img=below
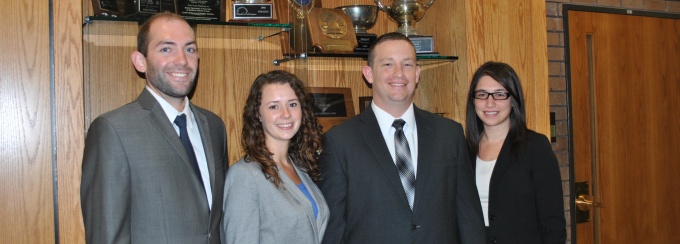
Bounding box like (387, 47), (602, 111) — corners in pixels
(393, 119), (416, 210)
(174, 114), (203, 184)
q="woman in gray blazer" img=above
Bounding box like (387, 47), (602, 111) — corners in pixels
(221, 70), (329, 244)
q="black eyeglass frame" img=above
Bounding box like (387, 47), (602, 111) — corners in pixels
(473, 91), (512, 100)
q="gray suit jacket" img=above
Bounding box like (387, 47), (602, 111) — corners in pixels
(81, 89), (227, 244)
(221, 158), (329, 244)
(317, 105), (486, 244)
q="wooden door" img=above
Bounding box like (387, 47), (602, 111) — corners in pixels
(567, 8), (680, 243)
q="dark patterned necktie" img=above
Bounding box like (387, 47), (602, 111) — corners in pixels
(174, 114), (203, 184)
(392, 119), (416, 210)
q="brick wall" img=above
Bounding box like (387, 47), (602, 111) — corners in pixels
(545, 0), (680, 243)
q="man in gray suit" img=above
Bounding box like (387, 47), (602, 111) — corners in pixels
(317, 32), (486, 243)
(80, 12), (226, 244)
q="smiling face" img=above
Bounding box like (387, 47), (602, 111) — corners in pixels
(362, 39), (420, 116)
(259, 83), (302, 148)
(474, 75), (512, 130)
(132, 17), (198, 107)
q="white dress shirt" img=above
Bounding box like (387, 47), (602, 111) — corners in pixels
(146, 86), (213, 209)
(371, 102), (419, 177)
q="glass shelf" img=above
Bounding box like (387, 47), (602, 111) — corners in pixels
(273, 52), (458, 66)
(83, 16), (457, 67)
(83, 16), (291, 29)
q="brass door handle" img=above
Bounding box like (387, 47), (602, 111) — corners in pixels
(575, 194), (602, 211)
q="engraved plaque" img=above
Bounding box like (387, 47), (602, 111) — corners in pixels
(307, 8), (357, 53)
(177, 0), (224, 21)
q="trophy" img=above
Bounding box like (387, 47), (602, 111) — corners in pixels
(336, 5), (378, 53)
(375, 0), (434, 36)
(275, 0), (317, 54)
(375, 0), (436, 53)
(231, 0), (274, 21)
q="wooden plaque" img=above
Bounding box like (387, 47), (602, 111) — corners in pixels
(306, 8), (358, 53)
(305, 87), (355, 132)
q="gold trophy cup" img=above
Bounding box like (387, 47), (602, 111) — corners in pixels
(374, 0), (435, 37)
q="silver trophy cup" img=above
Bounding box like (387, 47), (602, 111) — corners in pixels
(374, 0), (435, 36)
(336, 5), (378, 34)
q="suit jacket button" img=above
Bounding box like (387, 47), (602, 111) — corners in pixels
(489, 215), (496, 221)
(491, 237), (497, 243)
(411, 225), (419, 230)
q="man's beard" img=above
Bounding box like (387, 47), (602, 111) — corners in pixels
(146, 64), (196, 98)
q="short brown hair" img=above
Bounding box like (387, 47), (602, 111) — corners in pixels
(366, 32), (415, 67)
(137, 12), (189, 56)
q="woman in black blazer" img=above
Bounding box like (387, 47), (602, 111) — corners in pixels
(465, 62), (566, 243)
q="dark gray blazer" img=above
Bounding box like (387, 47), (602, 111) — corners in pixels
(317, 105), (486, 244)
(80, 89), (227, 244)
(221, 158), (329, 244)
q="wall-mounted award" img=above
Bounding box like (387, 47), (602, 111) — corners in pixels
(231, 0), (274, 22)
(92, 0), (224, 22)
(306, 8), (357, 53)
(176, 0), (224, 21)
(305, 87), (355, 133)
(92, 0), (125, 17)
(125, 0), (178, 18)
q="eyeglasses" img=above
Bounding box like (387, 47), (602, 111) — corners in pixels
(474, 91), (511, 100)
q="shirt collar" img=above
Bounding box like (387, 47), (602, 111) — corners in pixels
(146, 86), (193, 127)
(371, 102), (416, 134)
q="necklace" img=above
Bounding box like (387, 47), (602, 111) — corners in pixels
(287, 0), (315, 19)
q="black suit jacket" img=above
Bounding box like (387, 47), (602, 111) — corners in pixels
(317, 105), (486, 244)
(473, 130), (566, 244)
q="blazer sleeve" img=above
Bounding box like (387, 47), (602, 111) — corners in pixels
(316, 133), (347, 244)
(221, 163), (262, 244)
(530, 134), (567, 243)
(453, 125), (488, 243)
(80, 117), (132, 244)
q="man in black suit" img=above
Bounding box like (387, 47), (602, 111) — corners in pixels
(316, 32), (486, 243)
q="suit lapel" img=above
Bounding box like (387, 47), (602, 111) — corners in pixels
(139, 90), (207, 193)
(279, 164), (320, 240)
(359, 108), (412, 208)
(138, 90), (190, 168)
(411, 107), (434, 211)
(489, 137), (513, 195)
(192, 106), (216, 189)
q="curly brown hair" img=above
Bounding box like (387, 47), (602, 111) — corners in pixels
(241, 70), (323, 188)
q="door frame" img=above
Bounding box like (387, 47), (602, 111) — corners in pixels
(563, 4), (680, 243)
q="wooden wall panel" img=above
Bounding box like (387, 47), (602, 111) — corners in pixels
(55, 0), (86, 242)
(0, 0), (55, 243)
(461, 0), (549, 135)
(83, 21), (145, 130)
(193, 25), (286, 164)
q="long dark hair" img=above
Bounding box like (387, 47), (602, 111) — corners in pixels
(465, 61), (528, 157)
(241, 70), (323, 188)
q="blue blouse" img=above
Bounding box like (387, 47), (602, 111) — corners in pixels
(296, 183), (318, 219)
